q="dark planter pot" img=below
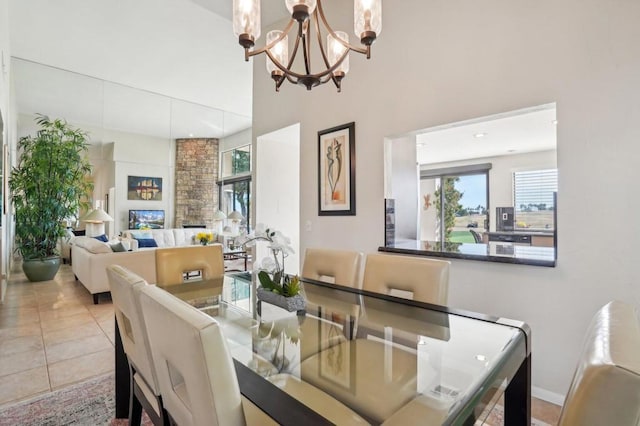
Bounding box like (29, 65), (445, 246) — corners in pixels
(22, 257), (61, 282)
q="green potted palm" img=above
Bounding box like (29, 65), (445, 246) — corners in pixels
(10, 115), (93, 281)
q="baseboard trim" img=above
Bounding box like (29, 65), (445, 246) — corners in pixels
(532, 386), (565, 406)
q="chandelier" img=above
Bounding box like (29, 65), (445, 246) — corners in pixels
(232, 0), (382, 92)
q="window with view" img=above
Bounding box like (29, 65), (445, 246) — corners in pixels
(219, 145), (251, 232)
(420, 164), (490, 244)
(513, 169), (557, 231)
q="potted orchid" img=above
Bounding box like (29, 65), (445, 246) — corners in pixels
(241, 224), (305, 311)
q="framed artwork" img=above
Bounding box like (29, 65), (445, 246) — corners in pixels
(127, 176), (163, 201)
(318, 122), (356, 216)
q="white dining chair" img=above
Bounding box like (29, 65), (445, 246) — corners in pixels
(301, 248), (364, 288)
(362, 253), (450, 305)
(155, 245), (224, 286)
(138, 283), (274, 426)
(106, 265), (169, 426)
(558, 300), (640, 426)
(138, 283), (368, 426)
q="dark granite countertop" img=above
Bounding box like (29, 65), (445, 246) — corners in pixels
(379, 240), (556, 267)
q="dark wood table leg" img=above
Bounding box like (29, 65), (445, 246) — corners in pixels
(504, 353), (531, 426)
(115, 316), (130, 419)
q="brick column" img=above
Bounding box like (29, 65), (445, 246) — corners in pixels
(175, 138), (219, 228)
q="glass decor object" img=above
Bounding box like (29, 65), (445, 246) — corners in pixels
(232, 0), (382, 92)
(266, 31), (289, 77)
(328, 31), (350, 77)
(354, 0), (382, 44)
(233, 0), (261, 48)
(285, 0), (317, 20)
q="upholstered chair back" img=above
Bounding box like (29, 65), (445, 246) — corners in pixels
(139, 284), (246, 426)
(155, 245), (224, 286)
(106, 265), (159, 395)
(301, 248), (364, 288)
(362, 254), (450, 305)
(558, 301), (640, 426)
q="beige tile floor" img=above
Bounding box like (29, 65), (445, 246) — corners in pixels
(0, 263), (562, 424)
(0, 264), (115, 406)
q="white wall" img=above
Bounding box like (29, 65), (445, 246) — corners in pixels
(112, 135), (173, 236)
(251, 0), (640, 400)
(390, 135), (418, 241)
(220, 128), (252, 152)
(0, 0), (9, 298)
(256, 124), (300, 276)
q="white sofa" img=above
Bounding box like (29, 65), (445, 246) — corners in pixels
(72, 228), (216, 303)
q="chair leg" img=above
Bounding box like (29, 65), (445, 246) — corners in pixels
(128, 364), (143, 426)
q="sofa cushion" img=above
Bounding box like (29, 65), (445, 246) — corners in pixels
(137, 238), (158, 248)
(149, 230), (176, 247)
(130, 230), (153, 240)
(74, 236), (112, 254)
(93, 234), (109, 242)
(110, 242), (127, 252)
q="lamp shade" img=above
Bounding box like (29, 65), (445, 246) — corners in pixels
(81, 208), (114, 223)
(213, 210), (227, 221)
(228, 211), (244, 221)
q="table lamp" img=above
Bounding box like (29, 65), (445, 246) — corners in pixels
(213, 210), (227, 234)
(81, 208), (114, 237)
(228, 210), (244, 235)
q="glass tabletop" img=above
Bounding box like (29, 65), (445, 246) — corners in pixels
(158, 273), (529, 425)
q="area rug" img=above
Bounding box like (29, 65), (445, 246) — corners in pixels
(479, 404), (551, 426)
(0, 373), (151, 426)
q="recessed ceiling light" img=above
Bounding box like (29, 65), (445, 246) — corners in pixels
(474, 132), (487, 138)
(552, 120), (558, 125)
(188, 133), (194, 137)
(475, 354), (487, 362)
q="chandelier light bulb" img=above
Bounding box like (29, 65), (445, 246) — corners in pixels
(233, 0), (261, 47)
(354, 0), (382, 45)
(266, 30), (289, 77)
(286, 0), (317, 21)
(328, 31), (350, 77)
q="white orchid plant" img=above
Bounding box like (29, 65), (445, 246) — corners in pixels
(240, 224), (301, 297)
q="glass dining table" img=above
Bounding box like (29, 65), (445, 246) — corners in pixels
(114, 272), (531, 425)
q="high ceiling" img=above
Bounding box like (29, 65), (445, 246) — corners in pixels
(10, 0), (256, 141)
(416, 105), (557, 165)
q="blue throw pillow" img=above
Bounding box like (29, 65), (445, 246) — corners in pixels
(136, 238), (158, 248)
(92, 234), (109, 242)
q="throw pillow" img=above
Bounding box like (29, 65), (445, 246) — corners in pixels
(110, 242), (126, 252)
(79, 238), (112, 254)
(92, 234), (109, 242)
(136, 238), (158, 248)
(130, 230), (153, 240)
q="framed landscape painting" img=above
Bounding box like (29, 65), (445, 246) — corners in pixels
(318, 122), (356, 216)
(127, 176), (163, 201)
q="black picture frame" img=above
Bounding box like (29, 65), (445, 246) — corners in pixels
(318, 122), (356, 216)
